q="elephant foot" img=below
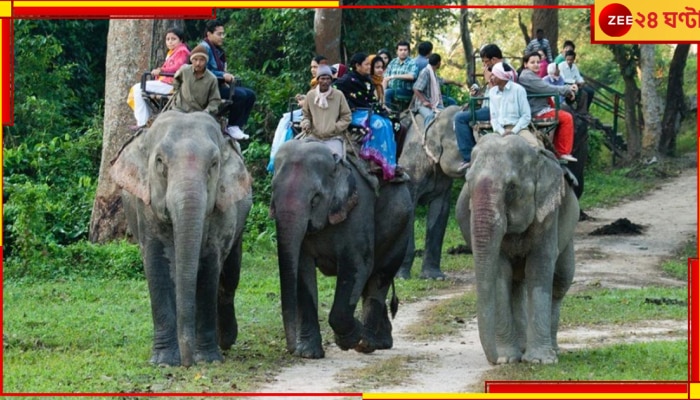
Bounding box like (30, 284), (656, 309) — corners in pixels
(419, 268), (446, 280)
(395, 267), (411, 280)
(194, 347), (224, 364)
(150, 346), (181, 367)
(217, 320), (238, 350)
(334, 321), (363, 351)
(522, 347), (558, 364)
(294, 333), (324, 359)
(494, 344), (522, 364)
(354, 338), (376, 354)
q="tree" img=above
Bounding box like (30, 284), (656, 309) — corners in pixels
(314, 8), (342, 64)
(459, 0), (475, 84)
(531, 0), (559, 56)
(639, 45), (662, 160)
(89, 19), (179, 243)
(659, 44), (690, 156)
(608, 44), (642, 162)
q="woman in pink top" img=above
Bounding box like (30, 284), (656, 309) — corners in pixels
(129, 27), (190, 129)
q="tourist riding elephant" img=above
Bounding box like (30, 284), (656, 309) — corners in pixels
(455, 134), (578, 365)
(270, 139), (412, 358)
(397, 105), (465, 279)
(110, 110), (252, 367)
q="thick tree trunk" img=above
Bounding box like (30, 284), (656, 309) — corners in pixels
(90, 19), (180, 243)
(532, 0), (559, 57)
(660, 44), (690, 156)
(609, 44), (642, 162)
(314, 8), (342, 64)
(459, 0), (475, 84)
(639, 45), (663, 160)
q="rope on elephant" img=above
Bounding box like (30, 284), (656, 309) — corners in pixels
(410, 110), (440, 166)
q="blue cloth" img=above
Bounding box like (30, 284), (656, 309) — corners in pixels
(267, 109), (301, 172)
(454, 107), (490, 162)
(353, 110), (397, 180)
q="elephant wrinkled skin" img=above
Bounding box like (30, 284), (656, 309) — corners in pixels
(455, 134), (578, 365)
(397, 105), (465, 279)
(270, 139), (412, 358)
(110, 111), (252, 367)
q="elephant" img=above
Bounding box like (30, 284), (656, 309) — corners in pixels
(110, 110), (252, 367)
(270, 139), (412, 358)
(396, 105), (465, 279)
(455, 133), (579, 365)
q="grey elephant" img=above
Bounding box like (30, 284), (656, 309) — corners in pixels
(110, 110), (252, 367)
(455, 134), (578, 364)
(270, 139), (412, 358)
(397, 105), (465, 279)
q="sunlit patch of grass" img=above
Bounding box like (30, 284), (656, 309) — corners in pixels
(336, 355), (426, 391)
(474, 340), (687, 386)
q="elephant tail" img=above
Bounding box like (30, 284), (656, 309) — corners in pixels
(389, 279), (399, 319)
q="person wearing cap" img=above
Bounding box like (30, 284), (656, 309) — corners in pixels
(200, 19), (256, 140)
(299, 64), (352, 156)
(171, 44), (221, 117)
(488, 62), (538, 147)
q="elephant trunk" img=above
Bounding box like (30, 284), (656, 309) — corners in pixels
(170, 179), (208, 367)
(470, 177), (506, 364)
(274, 205), (308, 354)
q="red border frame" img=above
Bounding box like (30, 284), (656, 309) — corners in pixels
(1, 2), (697, 399)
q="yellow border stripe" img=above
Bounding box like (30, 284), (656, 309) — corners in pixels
(0, 2), (10, 17)
(15, 1), (340, 7)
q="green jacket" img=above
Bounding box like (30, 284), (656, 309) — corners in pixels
(172, 65), (221, 115)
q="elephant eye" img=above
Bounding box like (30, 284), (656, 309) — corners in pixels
(156, 155), (167, 177)
(311, 194), (321, 208)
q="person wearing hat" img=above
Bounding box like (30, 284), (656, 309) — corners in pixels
(488, 62), (538, 148)
(299, 64), (351, 156)
(171, 44), (221, 117)
(200, 19), (256, 140)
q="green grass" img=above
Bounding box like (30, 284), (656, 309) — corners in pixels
(474, 340), (687, 387)
(661, 238), (696, 281)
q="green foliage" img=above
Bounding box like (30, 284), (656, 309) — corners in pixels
(480, 340), (687, 383)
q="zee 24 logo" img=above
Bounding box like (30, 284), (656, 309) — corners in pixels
(599, 2), (698, 37)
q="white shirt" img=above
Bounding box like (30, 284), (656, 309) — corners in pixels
(558, 61), (584, 85)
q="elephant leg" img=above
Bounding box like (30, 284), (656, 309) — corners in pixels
(551, 241), (575, 353)
(295, 252), (324, 359)
(511, 267), (528, 354)
(420, 182), (453, 279)
(522, 241), (559, 364)
(494, 258), (522, 364)
(396, 207), (417, 279)
(142, 239), (180, 366)
(195, 253), (224, 364)
(331, 252), (371, 352)
(217, 238), (241, 350)
(360, 274), (393, 350)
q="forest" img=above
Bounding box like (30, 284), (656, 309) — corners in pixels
(3, 5), (696, 276)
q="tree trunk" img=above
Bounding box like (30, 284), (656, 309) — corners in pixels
(90, 19), (179, 243)
(532, 0), (559, 58)
(459, 0), (475, 84)
(660, 44), (690, 156)
(609, 44), (642, 162)
(639, 45), (663, 160)
(314, 8), (342, 64)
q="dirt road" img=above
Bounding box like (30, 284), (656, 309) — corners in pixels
(253, 164), (696, 396)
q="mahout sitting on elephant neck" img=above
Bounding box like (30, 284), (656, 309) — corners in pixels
(456, 133), (578, 365)
(110, 110), (252, 367)
(270, 139), (412, 358)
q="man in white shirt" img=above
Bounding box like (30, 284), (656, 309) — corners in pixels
(558, 50), (594, 112)
(488, 62), (538, 148)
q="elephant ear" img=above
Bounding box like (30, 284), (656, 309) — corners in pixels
(110, 136), (150, 205)
(328, 156), (359, 225)
(534, 149), (567, 223)
(217, 140), (252, 212)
